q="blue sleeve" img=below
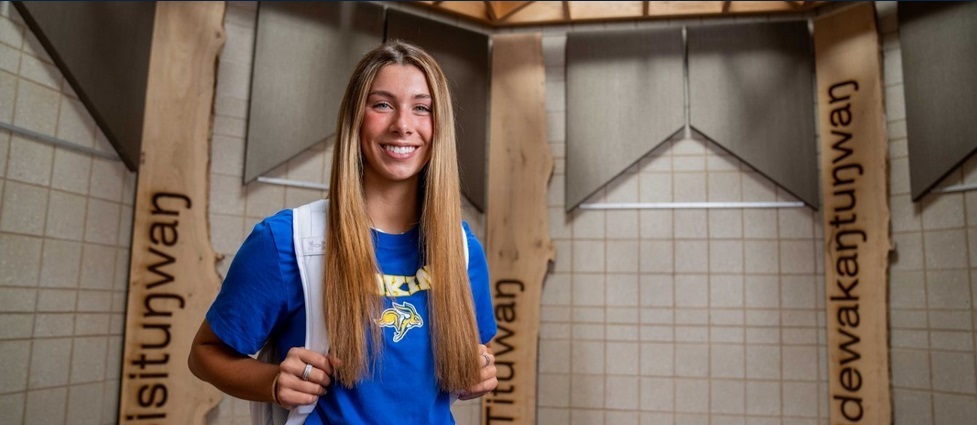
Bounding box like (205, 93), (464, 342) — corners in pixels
(463, 222), (497, 344)
(206, 213), (294, 356)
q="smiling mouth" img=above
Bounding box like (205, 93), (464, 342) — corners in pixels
(383, 145), (417, 155)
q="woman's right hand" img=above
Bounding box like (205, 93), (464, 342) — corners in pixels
(275, 347), (339, 408)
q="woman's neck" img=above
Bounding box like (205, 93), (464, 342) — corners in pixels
(363, 177), (421, 234)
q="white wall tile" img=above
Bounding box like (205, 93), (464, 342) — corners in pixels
(710, 275), (743, 308)
(28, 337), (71, 388)
(0, 233), (41, 287)
(925, 270), (971, 310)
(932, 393), (977, 425)
(244, 181), (285, 218)
(743, 209), (778, 239)
(25, 387), (66, 425)
(0, 71), (16, 123)
(711, 344), (744, 379)
(606, 273), (638, 307)
(38, 239), (81, 289)
(746, 345), (780, 379)
(892, 389), (933, 425)
(1, 180), (47, 235)
(571, 374), (605, 408)
(673, 173), (706, 202)
(891, 349), (931, 390)
(572, 341), (605, 375)
(710, 240), (743, 273)
(708, 210), (742, 239)
(0, 313), (32, 339)
(781, 382), (818, 418)
(675, 240), (707, 273)
(6, 137), (52, 186)
(923, 230), (968, 270)
(13, 80), (59, 135)
(83, 198), (119, 245)
(710, 379), (745, 414)
(66, 382), (103, 425)
(50, 148), (92, 195)
(78, 243), (116, 290)
(674, 210), (706, 239)
(36, 288), (75, 312)
(572, 209), (605, 239)
(56, 97), (96, 148)
(0, 339), (30, 393)
(606, 240), (638, 273)
(674, 378), (709, 413)
(605, 375), (639, 410)
(640, 377), (674, 411)
(930, 351), (977, 394)
(675, 275), (708, 308)
(538, 373), (570, 407)
(19, 53), (60, 90)
(572, 240), (604, 272)
(45, 190), (86, 241)
(746, 381), (781, 416)
(782, 346), (818, 381)
(89, 158), (125, 202)
(606, 341), (639, 375)
(70, 336), (107, 384)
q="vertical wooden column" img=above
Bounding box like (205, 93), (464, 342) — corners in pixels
(814, 4), (892, 424)
(118, 2), (225, 424)
(482, 33), (554, 424)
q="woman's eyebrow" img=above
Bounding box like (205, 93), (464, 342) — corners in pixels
(367, 90), (431, 100)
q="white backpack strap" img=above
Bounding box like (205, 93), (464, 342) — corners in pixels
(287, 199), (330, 424)
(462, 224), (469, 269)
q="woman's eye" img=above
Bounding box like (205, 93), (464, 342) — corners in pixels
(414, 105), (432, 113)
(372, 102), (392, 110)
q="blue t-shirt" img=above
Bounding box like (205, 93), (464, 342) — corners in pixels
(206, 209), (497, 424)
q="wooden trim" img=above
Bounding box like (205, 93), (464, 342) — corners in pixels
(117, 2), (225, 424)
(410, 1), (822, 27)
(482, 32), (554, 425)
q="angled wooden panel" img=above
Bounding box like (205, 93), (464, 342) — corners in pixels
(899, 2), (977, 200)
(565, 28), (685, 210)
(386, 9), (491, 212)
(688, 21), (818, 207)
(14, 1), (155, 170)
(245, 2), (384, 183)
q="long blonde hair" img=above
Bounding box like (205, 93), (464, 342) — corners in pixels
(326, 40), (482, 392)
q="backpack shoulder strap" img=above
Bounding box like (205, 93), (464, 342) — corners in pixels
(286, 199), (329, 424)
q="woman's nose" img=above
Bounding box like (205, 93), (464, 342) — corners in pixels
(390, 110), (412, 136)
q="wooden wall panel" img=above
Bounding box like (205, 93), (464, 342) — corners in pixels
(814, 4), (892, 424)
(118, 3), (225, 424)
(483, 32), (553, 425)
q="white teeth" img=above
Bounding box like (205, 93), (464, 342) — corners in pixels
(384, 145), (416, 155)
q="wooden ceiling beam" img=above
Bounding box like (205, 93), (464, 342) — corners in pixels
(409, 1), (823, 27)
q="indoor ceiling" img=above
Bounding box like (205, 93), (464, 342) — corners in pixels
(409, 1), (823, 27)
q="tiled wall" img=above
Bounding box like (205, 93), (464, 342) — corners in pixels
(0, 3), (136, 425)
(529, 17), (829, 424)
(3, 2), (976, 425)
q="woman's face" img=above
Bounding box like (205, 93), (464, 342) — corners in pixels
(360, 63), (434, 188)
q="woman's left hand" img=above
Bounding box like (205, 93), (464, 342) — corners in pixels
(458, 343), (498, 400)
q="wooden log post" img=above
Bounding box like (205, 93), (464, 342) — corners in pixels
(482, 33), (554, 424)
(118, 2), (225, 424)
(814, 3), (892, 424)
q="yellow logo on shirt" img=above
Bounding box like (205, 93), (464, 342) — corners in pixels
(377, 301), (423, 342)
(375, 266), (432, 297)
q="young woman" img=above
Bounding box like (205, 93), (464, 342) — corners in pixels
(189, 41), (498, 424)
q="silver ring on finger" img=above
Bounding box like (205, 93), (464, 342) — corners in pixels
(482, 353), (492, 367)
(301, 363), (313, 381)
